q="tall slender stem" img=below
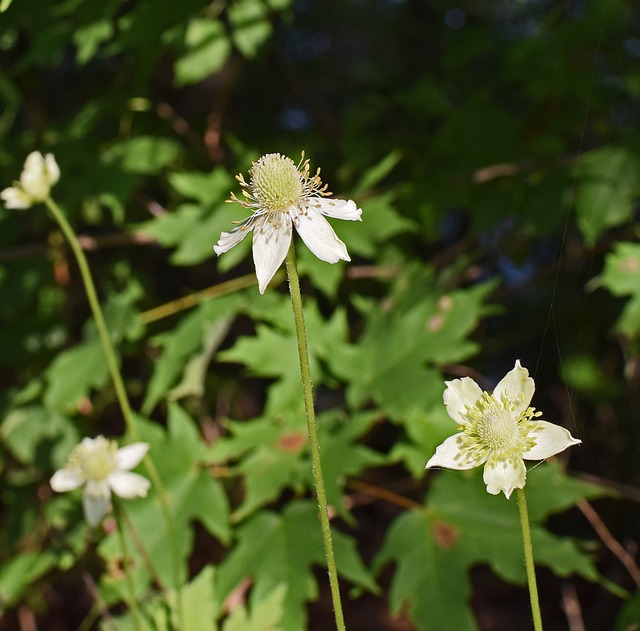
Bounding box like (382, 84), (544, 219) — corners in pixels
(284, 241), (346, 631)
(44, 196), (184, 630)
(516, 488), (543, 631)
(114, 500), (143, 631)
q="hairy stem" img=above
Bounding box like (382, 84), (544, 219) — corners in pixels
(285, 241), (346, 631)
(517, 487), (543, 631)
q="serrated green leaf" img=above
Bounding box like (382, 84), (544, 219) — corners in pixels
(337, 192), (416, 258)
(219, 299), (351, 416)
(388, 405), (455, 476)
(217, 501), (376, 630)
(138, 169), (234, 265)
(376, 464), (606, 630)
(223, 583), (286, 631)
(44, 282), (144, 411)
(335, 266), (496, 417)
(99, 407), (230, 592)
(143, 297), (239, 413)
(374, 509), (477, 631)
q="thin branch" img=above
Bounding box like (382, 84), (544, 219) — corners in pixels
(577, 499), (640, 590)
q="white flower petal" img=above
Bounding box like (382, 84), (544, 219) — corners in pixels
(493, 360), (534, 416)
(252, 215), (292, 293)
(295, 209), (350, 264)
(426, 433), (486, 470)
(20, 152), (50, 200)
(45, 153), (60, 186)
(483, 456), (526, 498)
(309, 198), (362, 221)
(522, 421), (581, 460)
(50, 468), (84, 492)
(108, 471), (151, 499)
(214, 222), (253, 255)
(115, 442), (149, 471)
(83, 493), (111, 526)
(443, 377), (483, 425)
(1, 186), (32, 209)
(84, 479), (111, 499)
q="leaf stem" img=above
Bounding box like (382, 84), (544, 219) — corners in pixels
(44, 196), (185, 630)
(516, 487), (543, 631)
(284, 241), (346, 631)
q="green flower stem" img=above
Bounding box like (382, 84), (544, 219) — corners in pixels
(44, 196), (184, 630)
(516, 488), (543, 631)
(284, 241), (346, 631)
(114, 500), (142, 631)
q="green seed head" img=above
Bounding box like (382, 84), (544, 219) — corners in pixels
(249, 154), (304, 213)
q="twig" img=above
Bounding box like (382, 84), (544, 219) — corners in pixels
(577, 499), (640, 590)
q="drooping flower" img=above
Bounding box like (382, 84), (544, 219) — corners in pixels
(50, 436), (150, 526)
(214, 152), (362, 293)
(1, 151), (60, 209)
(426, 360), (581, 498)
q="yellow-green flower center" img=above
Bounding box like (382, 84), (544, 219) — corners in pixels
(249, 154), (304, 213)
(68, 436), (118, 483)
(457, 392), (539, 464)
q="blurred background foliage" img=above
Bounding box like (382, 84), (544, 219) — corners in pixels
(1, 0), (640, 629)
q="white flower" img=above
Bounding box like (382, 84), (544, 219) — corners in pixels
(214, 152), (362, 293)
(1, 151), (60, 209)
(426, 360), (581, 498)
(50, 436), (150, 526)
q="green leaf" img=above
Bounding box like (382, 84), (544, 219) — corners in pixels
(99, 407), (230, 592)
(615, 591), (640, 631)
(229, 0), (272, 58)
(143, 296), (240, 413)
(219, 298), (352, 417)
(337, 192), (416, 258)
(375, 508), (477, 631)
(175, 19), (232, 86)
(73, 19), (114, 64)
(223, 583), (286, 631)
(217, 410), (382, 522)
(376, 464), (606, 630)
(0, 551), (58, 612)
(601, 242), (640, 296)
(173, 565), (218, 631)
(335, 266), (496, 417)
(388, 405), (456, 477)
(44, 281), (144, 412)
(217, 501), (376, 631)
(138, 169), (235, 266)
(104, 136), (182, 175)
(0, 405), (79, 468)
(353, 149), (402, 195)
(575, 146), (640, 245)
